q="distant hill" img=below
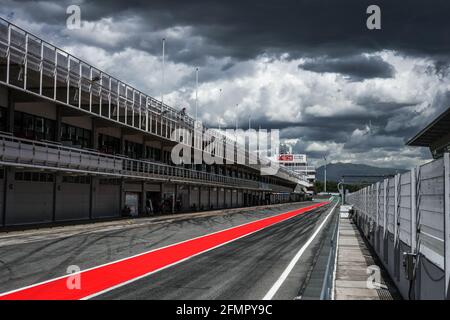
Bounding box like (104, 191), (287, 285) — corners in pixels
(315, 162), (408, 183)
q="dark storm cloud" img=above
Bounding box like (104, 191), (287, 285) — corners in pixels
(2, 0), (446, 169)
(5, 0), (450, 65)
(355, 97), (417, 110)
(343, 134), (404, 153)
(299, 55), (395, 80)
(281, 126), (349, 143)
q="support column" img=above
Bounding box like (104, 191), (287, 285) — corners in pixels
(217, 187), (219, 209)
(174, 184), (178, 213)
(231, 189), (234, 208)
(53, 174), (62, 222)
(89, 176), (99, 219)
(198, 186), (201, 210)
(141, 181), (146, 215)
(119, 178), (125, 213)
(161, 182), (165, 209)
(92, 120), (99, 150)
(6, 89), (14, 133)
(2, 167), (15, 226)
(188, 185), (191, 210)
(208, 187), (211, 210)
(55, 107), (62, 142)
(223, 188), (226, 208)
(120, 128), (126, 155)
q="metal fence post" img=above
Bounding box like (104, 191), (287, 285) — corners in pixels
(383, 179), (387, 238)
(376, 182), (379, 227)
(444, 153), (450, 299)
(365, 187), (368, 216)
(411, 167), (417, 253)
(394, 174), (399, 245)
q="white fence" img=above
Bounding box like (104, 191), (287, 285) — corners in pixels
(346, 153), (450, 299)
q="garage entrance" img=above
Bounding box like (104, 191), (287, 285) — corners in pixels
(125, 192), (140, 216)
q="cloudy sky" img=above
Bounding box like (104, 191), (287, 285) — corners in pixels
(2, 0), (450, 168)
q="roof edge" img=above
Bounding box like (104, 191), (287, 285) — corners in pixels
(406, 106), (450, 146)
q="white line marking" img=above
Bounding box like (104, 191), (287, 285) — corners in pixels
(262, 200), (339, 300)
(330, 215), (340, 300)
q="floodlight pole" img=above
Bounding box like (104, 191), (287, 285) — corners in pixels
(161, 38), (165, 107)
(235, 103), (238, 142)
(218, 88), (222, 130)
(195, 67), (198, 121)
(235, 104), (238, 131)
(324, 156), (327, 193)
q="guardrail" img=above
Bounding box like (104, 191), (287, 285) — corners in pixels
(346, 153), (450, 299)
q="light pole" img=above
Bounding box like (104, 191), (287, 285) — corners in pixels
(235, 103), (239, 130)
(235, 103), (239, 143)
(218, 88), (222, 131)
(195, 67), (199, 121)
(161, 38), (165, 108)
(337, 180), (345, 204)
(324, 156), (327, 194)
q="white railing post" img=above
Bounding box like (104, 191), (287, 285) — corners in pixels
(376, 182), (379, 227)
(6, 24), (11, 84)
(53, 49), (58, 100)
(444, 152), (450, 299)
(24, 33), (28, 90)
(411, 167), (417, 253)
(365, 187), (368, 216)
(383, 178), (387, 238)
(39, 41), (43, 95)
(394, 174), (399, 245)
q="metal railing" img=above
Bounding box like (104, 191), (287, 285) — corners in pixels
(0, 133), (295, 192)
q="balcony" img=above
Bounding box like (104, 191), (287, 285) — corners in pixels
(0, 133), (294, 192)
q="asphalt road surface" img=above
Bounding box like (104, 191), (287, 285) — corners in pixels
(0, 200), (336, 300)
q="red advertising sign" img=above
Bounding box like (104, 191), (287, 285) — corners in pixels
(278, 154), (293, 161)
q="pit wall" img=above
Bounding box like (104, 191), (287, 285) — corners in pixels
(346, 153), (450, 300)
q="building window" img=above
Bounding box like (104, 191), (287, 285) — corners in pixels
(99, 178), (121, 185)
(13, 111), (56, 141)
(60, 123), (91, 148)
(62, 175), (91, 184)
(44, 119), (55, 141)
(98, 133), (121, 155)
(124, 140), (143, 159)
(144, 145), (162, 162)
(0, 107), (7, 132)
(15, 171), (54, 182)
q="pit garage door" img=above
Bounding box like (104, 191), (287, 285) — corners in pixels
(6, 180), (53, 225)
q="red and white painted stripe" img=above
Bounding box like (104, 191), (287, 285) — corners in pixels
(0, 201), (329, 300)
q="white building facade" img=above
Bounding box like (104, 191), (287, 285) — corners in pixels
(277, 154), (316, 187)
